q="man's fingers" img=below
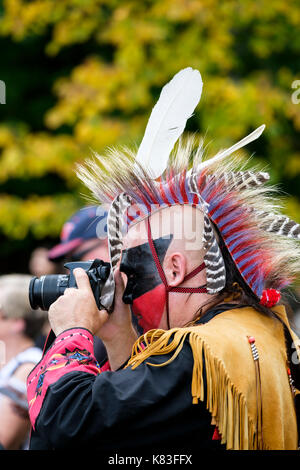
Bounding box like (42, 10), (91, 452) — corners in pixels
(114, 267), (126, 293)
(73, 268), (92, 291)
(64, 287), (77, 296)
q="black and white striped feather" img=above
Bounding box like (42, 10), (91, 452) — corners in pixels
(187, 172), (209, 211)
(100, 192), (132, 311)
(256, 212), (300, 239)
(217, 171), (270, 189)
(203, 214), (226, 293)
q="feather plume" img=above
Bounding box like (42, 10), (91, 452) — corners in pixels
(76, 60), (300, 302)
(203, 214), (226, 293)
(76, 132), (300, 299)
(199, 125), (265, 171)
(256, 212), (300, 239)
(135, 67), (203, 179)
(100, 192), (132, 311)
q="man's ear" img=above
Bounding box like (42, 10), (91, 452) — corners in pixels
(164, 252), (187, 287)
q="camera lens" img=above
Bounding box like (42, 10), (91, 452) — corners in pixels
(29, 274), (69, 311)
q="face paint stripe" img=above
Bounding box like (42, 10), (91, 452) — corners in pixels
(132, 284), (167, 332)
(121, 235), (173, 302)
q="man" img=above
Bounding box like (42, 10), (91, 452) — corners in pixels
(27, 68), (300, 451)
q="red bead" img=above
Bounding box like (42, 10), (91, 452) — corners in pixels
(212, 426), (222, 440)
(248, 336), (255, 344)
(287, 368), (291, 375)
(260, 289), (281, 308)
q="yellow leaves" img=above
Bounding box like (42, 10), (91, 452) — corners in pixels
(283, 154), (300, 179)
(0, 193), (80, 239)
(282, 197), (300, 225)
(0, 126), (16, 147)
(286, 99), (300, 132)
(150, 0), (205, 22)
(101, 11), (165, 46)
(46, 59), (120, 128)
(1, 0), (54, 39)
(0, 0), (299, 244)
(0, 131), (84, 188)
(46, 9), (100, 55)
(45, 57), (153, 133)
(75, 117), (123, 150)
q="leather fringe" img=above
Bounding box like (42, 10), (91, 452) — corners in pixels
(127, 328), (267, 450)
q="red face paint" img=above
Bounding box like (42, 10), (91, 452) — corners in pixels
(132, 283), (166, 332)
(121, 237), (172, 332)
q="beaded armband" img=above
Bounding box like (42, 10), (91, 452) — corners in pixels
(27, 328), (109, 429)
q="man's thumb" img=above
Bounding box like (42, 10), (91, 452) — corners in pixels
(74, 268), (92, 291)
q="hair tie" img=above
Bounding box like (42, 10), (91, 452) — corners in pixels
(260, 289), (281, 308)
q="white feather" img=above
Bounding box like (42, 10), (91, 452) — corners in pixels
(135, 67), (203, 179)
(198, 124), (266, 171)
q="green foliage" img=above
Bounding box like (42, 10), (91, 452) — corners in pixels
(0, 0), (299, 271)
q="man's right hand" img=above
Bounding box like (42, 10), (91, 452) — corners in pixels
(96, 267), (138, 370)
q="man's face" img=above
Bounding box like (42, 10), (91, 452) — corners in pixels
(120, 206), (206, 332)
(120, 235), (173, 332)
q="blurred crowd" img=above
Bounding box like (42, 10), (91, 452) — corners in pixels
(0, 204), (300, 450)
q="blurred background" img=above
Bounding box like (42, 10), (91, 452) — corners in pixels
(0, 0), (299, 274)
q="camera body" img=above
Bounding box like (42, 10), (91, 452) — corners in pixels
(29, 259), (110, 311)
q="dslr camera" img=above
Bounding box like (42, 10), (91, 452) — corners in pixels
(29, 259), (110, 311)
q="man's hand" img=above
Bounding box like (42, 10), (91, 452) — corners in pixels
(48, 268), (107, 337)
(96, 267), (138, 370)
(95, 267), (134, 343)
(48, 266), (138, 370)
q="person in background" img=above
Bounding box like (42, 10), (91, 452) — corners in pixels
(29, 246), (63, 278)
(47, 205), (109, 265)
(0, 275), (46, 450)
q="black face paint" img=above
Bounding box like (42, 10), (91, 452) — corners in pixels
(120, 235), (173, 304)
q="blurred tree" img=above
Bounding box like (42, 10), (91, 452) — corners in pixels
(0, 0), (299, 273)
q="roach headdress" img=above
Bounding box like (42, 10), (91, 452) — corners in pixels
(77, 68), (300, 312)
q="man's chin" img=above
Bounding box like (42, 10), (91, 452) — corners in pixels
(132, 284), (166, 333)
(137, 318), (153, 333)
